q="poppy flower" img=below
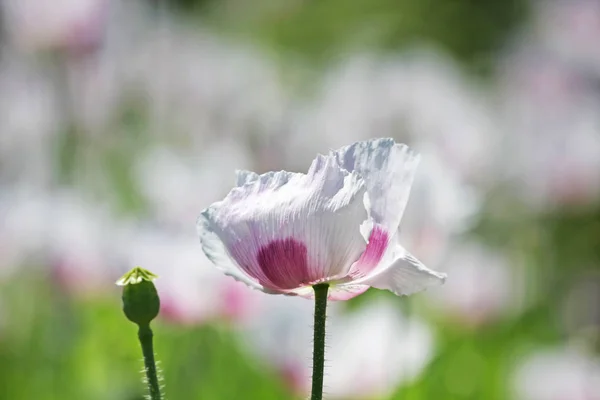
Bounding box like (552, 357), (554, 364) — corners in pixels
(197, 138), (446, 300)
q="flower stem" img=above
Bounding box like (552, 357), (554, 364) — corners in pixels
(311, 283), (329, 400)
(138, 324), (162, 400)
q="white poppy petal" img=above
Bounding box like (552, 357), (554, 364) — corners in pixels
(359, 246), (446, 296)
(235, 169), (260, 187)
(333, 138), (420, 232)
(197, 217), (272, 293)
(198, 154), (368, 293)
(289, 283), (370, 301)
(198, 138), (446, 301)
(328, 284), (371, 301)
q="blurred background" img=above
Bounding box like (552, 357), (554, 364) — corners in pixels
(1, 0), (599, 399)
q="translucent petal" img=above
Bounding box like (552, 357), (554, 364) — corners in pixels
(358, 246), (446, 296)
(333, 138), (420, 232)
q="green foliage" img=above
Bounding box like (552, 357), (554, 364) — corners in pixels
(0, 274), (293, 400)
(169, 0), (528, 72)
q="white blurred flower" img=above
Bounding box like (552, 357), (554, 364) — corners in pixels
(0, 55), (58, 185)
(513, 345), (600, 400)
(0, 188), (121, 293)
(400, 146), (481, 267)
(325, 299), (434, 399)
(135, 139), (254, 230)
(0, 188), (50, 277)
(285, 50), (496, 182)
(498, 52), (600, 209)
(380, 50), (496, 181)
(285, 54), (384, 168)
(126, 24), (288, 146)
(239, 295), (315, 392)
(535, 0), (600, 76)
(44, 191), (121, 296)
(240, 296), (434, 398)
(427, 240), (522, 326)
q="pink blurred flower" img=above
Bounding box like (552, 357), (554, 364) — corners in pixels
(513, 345), (600, 400)
(197, 138), (446, 301)
(1, 0), (109, 55)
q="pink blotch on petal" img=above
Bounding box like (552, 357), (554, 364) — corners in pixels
(256, 238), (312, 290)
(349, 225), (389, 278)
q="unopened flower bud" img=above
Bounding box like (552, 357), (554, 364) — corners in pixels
(117, 267), (160, 326)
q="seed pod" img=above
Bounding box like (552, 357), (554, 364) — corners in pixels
(117, 267), (160, 326)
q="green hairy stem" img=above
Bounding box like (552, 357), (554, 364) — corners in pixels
(311, 283), (329, 400)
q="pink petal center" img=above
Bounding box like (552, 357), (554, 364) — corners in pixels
(349, 224), (389, 278)
(256, 238), (312, 290)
